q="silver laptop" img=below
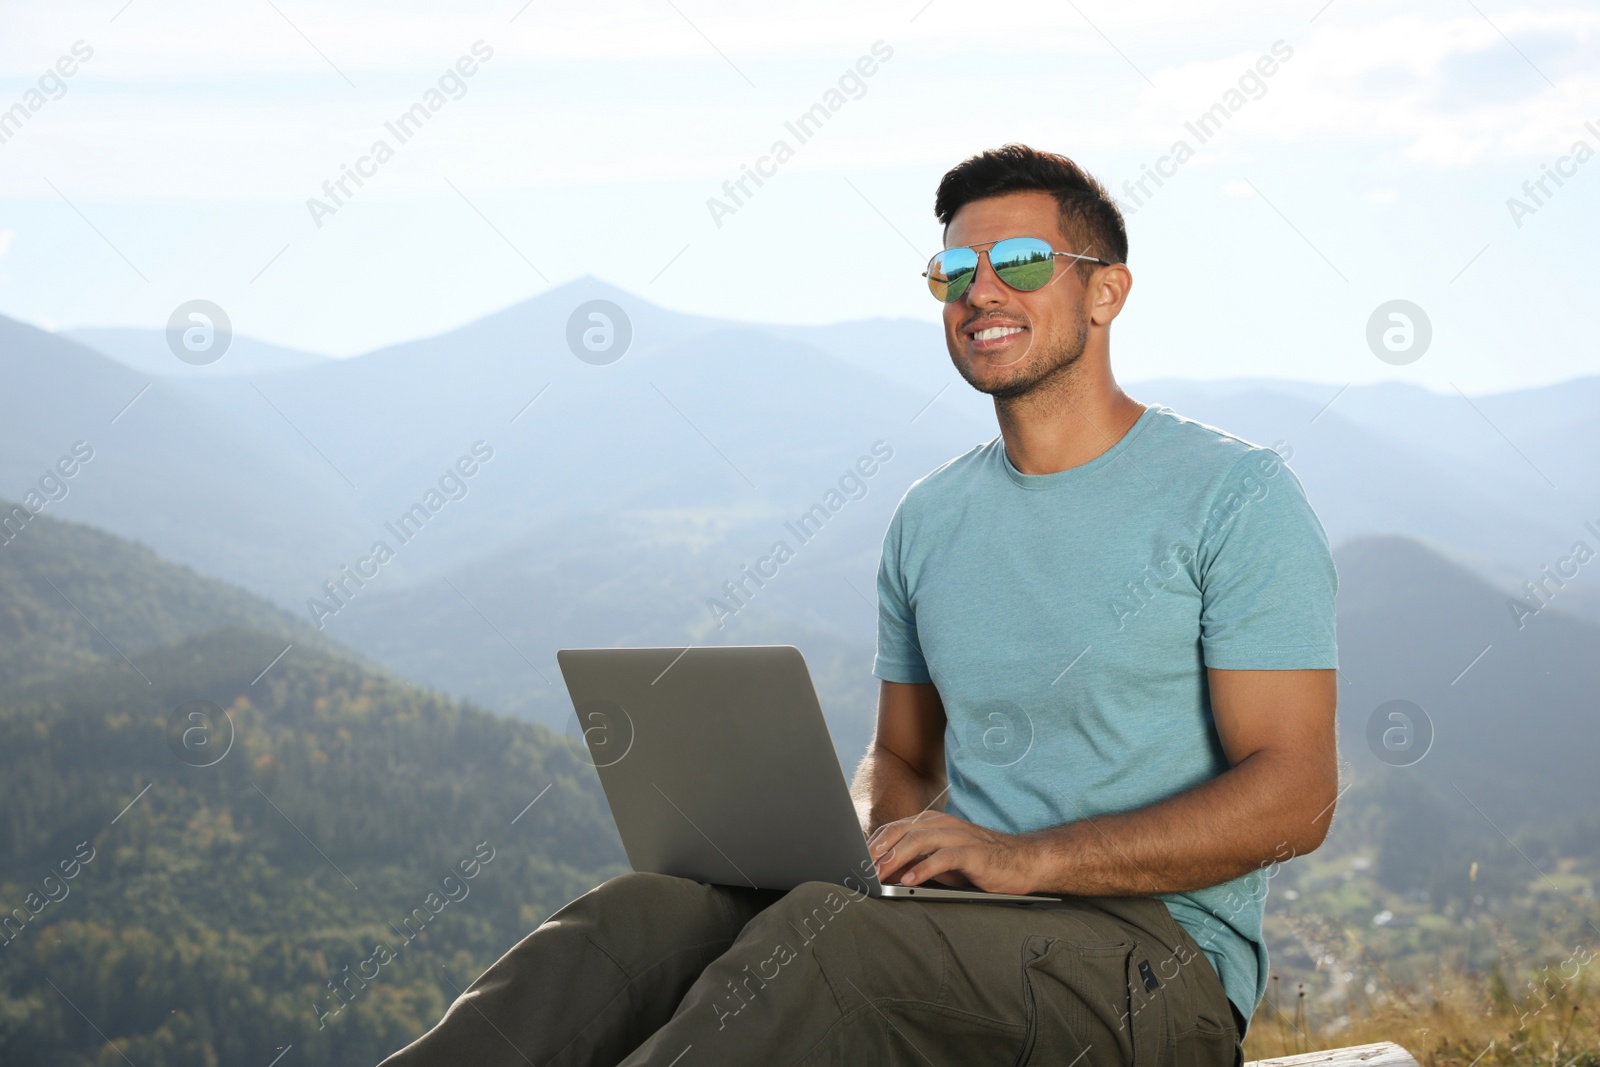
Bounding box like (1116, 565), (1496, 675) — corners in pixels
(555, 645), (1058, 905)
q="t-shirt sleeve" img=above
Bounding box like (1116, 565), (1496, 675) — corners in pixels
(872, 501), (933, 684)
(1196, 449), (1339, 670)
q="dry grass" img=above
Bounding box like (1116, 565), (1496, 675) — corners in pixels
(1244, 966), (1599, 1066)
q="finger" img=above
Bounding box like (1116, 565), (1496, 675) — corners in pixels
(872, 840), (915, 880)
(876, 858), (918, 885)
(869, 810), (951, 853)
(870, 817), (969, 880)
(865, 819), (903, 854)
(900, 845), (974, 887)
(874, 839), (940, 884)
(867, 820), (919, 865)
(869, 834), (922, 878)
(875, 823), (960, 866)
(879, 848), (952, 886)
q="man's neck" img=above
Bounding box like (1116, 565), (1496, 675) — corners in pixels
(995, 362), (1148, 476)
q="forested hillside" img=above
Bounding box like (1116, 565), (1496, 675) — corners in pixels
(0, 623), (627, 1066)
(0, 503), (323, 688)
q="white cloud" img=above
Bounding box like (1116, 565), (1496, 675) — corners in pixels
(2, 2), (1594, 204)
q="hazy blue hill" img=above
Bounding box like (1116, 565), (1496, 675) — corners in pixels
(0, 316), (361, 603)
(1283, 374), (1600, 498)
(1332, 533), (1600, 827)
(61, 327), (331, 377)
(762, 316), (996, 425)
(1139, 374), (1600, 541)
(325, 505), (886, 761)
(150, 276), (744, 500)
(27, 289), (986, 643)
(45, 283), (1600, 608)
(1136, 383), (1577, 574)
(146, 285), (996, 601)
(0, 505), (330, 689)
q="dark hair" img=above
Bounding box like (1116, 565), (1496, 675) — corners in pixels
(934, 144), (1127, 285)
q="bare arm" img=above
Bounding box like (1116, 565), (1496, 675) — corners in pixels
(1018, 667), (1339, 894)
(869, 668), (1340, 896)
(849, 680), (948, 839)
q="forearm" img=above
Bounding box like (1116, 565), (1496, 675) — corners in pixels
(850, 744), (946, 837)
(1025, 749), (1332, 896)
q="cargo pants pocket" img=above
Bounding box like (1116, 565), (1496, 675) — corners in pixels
(1174, 1025), (1243, 1067)
(1015, 934), (1173, 1067)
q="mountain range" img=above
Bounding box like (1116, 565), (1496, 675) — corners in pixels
(8, 275), (1598, 817)
(7, 278), (1597, 744)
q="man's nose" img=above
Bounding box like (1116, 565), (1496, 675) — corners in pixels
(962, 251), (1009, 306)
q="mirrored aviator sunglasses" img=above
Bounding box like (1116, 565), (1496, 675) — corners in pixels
(923, 237), (1112, 303)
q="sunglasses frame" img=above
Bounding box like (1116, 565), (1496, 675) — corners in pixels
(922, 236), (1114, 303)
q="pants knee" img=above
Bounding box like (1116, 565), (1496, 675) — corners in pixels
(558, 872), (740, 964)
(593, 870), (682, 901)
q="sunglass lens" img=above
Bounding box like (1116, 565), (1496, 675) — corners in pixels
(927, 248), (977, 303)
(990, 238), (1057, 291)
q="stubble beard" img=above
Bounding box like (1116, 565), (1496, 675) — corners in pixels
(953, 300), (1090, 404)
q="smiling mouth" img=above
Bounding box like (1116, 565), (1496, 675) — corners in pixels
(966, 323), (1027, 349)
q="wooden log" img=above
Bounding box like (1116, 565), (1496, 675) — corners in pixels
(1245, 1041), (1420, 1067)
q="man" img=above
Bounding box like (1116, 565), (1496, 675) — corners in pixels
(377, 144), (1339, 1067)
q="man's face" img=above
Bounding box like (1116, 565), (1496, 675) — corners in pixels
(940, 190), (1092, 401)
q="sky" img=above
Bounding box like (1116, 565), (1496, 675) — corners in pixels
(1, 0), (1597, 393)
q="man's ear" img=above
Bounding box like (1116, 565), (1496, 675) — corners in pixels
(1088, 264), (1132, 327)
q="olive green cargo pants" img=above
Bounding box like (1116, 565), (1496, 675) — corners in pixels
(377, 871), (1245, 1067)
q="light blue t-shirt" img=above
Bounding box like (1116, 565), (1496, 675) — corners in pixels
(871, 403), (1338, 1027)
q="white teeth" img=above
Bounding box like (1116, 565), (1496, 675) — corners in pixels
(973, 326), (1023, 341)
